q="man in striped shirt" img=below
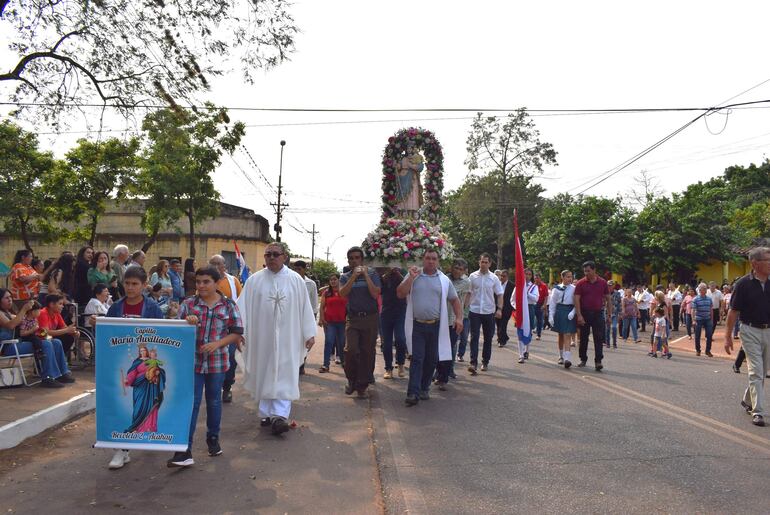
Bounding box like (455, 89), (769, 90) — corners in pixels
(692, 282), (714, 357)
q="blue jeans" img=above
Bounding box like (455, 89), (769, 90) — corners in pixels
(380, 308), (406, 370)
(605, 315), (618, 345)
(407, 321), (439, 397)
(455, 317), (470, 358)
(2, 338), (70, 379)
(622, 317), (638, 341)
(189, 372), (225, 448)
(223, 343), (237, 391)
(694, 318), (713, 353)
(684, 313), (693, 337)
(469, 312), (495, 366)
(535, 305), (545, 337)
(323, 322), (346, 367)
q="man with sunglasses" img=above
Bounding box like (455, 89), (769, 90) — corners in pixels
(236, 243), (317, 436)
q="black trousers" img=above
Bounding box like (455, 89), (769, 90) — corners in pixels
(496, 313), (511, 344)
(672, 304), (681, 331)
(579, 309), (605, 364)
(639, 309), (650, 331)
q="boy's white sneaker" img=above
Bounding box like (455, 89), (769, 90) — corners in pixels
(108, 450), (131, 469)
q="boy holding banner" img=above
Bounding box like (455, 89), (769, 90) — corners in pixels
(168, 266), (243, 468)
(106, 266), (165, 470)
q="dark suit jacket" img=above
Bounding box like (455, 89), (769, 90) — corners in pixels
(501, 281), (515, 319)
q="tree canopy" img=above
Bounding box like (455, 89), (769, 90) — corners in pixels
(0, 0), (296, 124)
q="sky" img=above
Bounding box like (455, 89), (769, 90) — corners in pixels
(3, 1), (770, 265)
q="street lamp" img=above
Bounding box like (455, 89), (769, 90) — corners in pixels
(273, 140), (287, 241)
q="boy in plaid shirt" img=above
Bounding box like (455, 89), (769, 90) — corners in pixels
(168, 266), (243, 468)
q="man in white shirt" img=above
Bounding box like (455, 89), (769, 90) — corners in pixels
(706, 281), (723, 335)
(635, 285), (653, 332)
(466, 253), (504, 374)
(667, 283), (683, 332)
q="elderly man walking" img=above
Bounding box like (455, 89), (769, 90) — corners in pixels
(236, 243), (316, 436)
(725, 247), (770, 427)
(692, 283), (714, 357)
(397, 250), (462, 406)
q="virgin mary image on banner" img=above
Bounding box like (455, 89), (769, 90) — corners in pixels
(124, 345), (166, 433)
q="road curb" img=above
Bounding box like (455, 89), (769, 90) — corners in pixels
(0, 389), (95, 450)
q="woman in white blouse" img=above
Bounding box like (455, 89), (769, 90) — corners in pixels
(510, 268), (540, 364)
(548, 270), (576, 369)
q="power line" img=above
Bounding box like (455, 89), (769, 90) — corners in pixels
(239, 146), (277, 194)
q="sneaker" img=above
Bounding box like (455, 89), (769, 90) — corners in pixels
(480, 363), (488, 371)
(56, 373), (76, 384)
(741, 400), (752, 413)
(557, 357), (564, 365)
(535, 336), (541, 341)
(334, 357), (341, 365)
(108, 450), (130, 470)
(41, 377), (64, 388)
(577, 361), (586, 368)
(419, 391), (430, 401)
(468, 365), (477, 375)
(318, 366), (329, 373)
(383, 370), (393, 379)
(564, 360), (572, 369)
(206, 436), (222, 456)
(271, 417), (290, 436)
(456, 355), (464, 362)
(595, 362), (603, 372)
(666, 353), (672, 359)
(260, 417), (271, 427)
(524, 351), (529, 360)
(518, 357), (525, 364)
(222, 389), (233, 403)
(398, 364), (405, 378)
(167, 450), (194, 468)
(752, 415), (765, 427)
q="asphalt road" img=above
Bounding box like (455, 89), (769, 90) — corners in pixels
(2, 326), (769, 514)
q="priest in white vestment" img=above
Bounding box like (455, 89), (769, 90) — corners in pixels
(236, 243), (317, 435)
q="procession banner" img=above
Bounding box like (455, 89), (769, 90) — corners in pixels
(94, 318), (195, 451)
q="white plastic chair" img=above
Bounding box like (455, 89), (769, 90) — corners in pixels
(0, 339), (41, 386)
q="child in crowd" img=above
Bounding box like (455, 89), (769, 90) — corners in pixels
(651, 307), (672, 359)
(18, 301), (45, 360)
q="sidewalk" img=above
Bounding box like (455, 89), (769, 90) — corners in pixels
(0, 367), (95, 449)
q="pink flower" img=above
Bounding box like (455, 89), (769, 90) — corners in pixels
(404, 252), (411, 258)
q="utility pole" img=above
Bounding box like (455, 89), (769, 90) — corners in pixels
(308, 224), (318, 268)
(271, 140), (287, 241)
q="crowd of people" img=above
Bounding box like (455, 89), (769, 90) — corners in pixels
(3, 242), (768, 469)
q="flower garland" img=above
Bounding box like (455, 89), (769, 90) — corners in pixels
(362, 218), (454, 263)
(381, 127), (444, 222)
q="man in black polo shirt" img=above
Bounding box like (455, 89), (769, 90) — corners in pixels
(339, 246), (382, 398)
(725, 246), (770, 427)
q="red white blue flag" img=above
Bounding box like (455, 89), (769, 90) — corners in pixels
(234, 241), (250, 284)
(514, 210), (532, 344)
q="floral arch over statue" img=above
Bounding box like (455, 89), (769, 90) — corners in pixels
(362, 127), (454, 265)
(380, 127), (444, 221)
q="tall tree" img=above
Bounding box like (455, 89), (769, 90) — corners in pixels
(1, 0), (297, 124)
(0, 121), (57, 252)
(48, 137), (140, 245)
(465, 110), (557, 265)
(638, 178), (736, 283)
(525, 194), (639, 280)
(442, 173), (544, 269)
(138, 104), (244, 257)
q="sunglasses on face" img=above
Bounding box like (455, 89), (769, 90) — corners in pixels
(264, 252), (283, 258)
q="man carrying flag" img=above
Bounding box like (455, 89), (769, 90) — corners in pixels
(510, 211), (538, 364)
